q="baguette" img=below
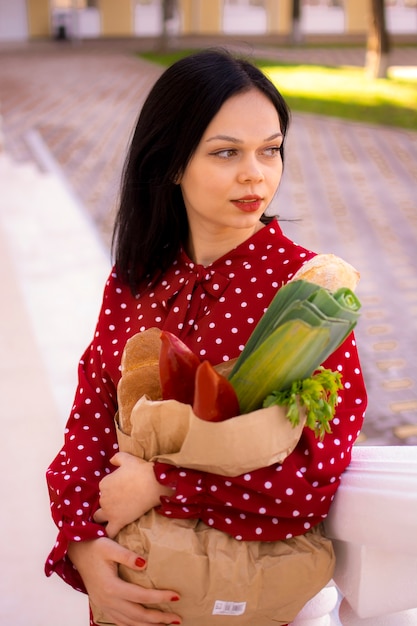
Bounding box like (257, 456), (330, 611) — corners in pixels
(291, 253), (360, 292)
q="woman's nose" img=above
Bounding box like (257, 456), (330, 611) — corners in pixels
(237, 157), (264, 184)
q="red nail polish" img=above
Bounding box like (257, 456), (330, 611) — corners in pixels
(135, 556), (146, 567)
(171, 622), (181, 625)
(170, 595), (180, 602)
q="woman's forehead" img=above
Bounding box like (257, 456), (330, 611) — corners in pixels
(202, 90), (282, 140)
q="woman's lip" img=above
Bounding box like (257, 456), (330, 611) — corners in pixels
(231, 198), (263, 212)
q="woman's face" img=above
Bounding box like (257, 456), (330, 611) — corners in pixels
(179, 88), (284, 256)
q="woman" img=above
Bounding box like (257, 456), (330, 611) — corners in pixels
(45, 49), (367, 626)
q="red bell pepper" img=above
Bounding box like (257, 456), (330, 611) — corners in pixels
(159, 330), (200, 405)
(193, 360), (240, 422)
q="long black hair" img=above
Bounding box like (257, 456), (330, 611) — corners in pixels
(112, 48), (290, 293)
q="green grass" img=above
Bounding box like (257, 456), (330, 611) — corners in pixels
(141, 49), (198, 66)
(139, 50), (417, 131)
(260, 62), (417, 130)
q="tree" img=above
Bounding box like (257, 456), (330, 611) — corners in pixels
(366, 0), (391, 79)
(291, 0), (303, 45)
(159, 0), (178, 51)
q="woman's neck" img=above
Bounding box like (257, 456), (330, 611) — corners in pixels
(187, 221), (265, 267)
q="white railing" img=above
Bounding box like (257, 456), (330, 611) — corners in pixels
(291, 446), (417, 625)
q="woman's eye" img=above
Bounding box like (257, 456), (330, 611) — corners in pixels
(263, 146), (281, 157)
(210, 146), (282, 159)
(212, 149), (238, 159)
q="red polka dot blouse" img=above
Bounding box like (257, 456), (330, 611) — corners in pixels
(45, 219), (367, 596)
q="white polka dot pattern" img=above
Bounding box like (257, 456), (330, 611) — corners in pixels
(45, 220), (367, 592)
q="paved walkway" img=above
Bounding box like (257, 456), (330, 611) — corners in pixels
(0, 38), (416, 625)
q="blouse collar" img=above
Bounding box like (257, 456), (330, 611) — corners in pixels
(152, 219), (285, 308)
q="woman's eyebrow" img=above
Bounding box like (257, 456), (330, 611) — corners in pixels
(206, 132), (283, 144)
(206, 134), (242, 144)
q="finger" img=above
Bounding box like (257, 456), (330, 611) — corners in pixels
(93, 508), (108, 524)
(109, 600), (181, 626)
(100, 537), (147, 570)
(98, 540), (181, 624)
(114, 591), (182, 626)
(118, 574), (182, 609)
(109, 452), (123, 467)
(129, 604), (182, 626)
(104, 520), (120, 539)
(111, 452), (147, 468)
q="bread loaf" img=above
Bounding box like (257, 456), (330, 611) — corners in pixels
(291, 253), (360, 292)
(118, 327), (162, 434)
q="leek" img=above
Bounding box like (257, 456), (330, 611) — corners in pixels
(228, 280), (361, 415)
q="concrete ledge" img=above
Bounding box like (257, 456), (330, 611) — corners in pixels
(0, 150), (110, 624)
(0, 147), (110, 422)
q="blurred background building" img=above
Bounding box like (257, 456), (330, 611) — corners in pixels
(1, 0), (416, 44)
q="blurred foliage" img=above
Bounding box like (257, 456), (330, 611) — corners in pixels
(260, 62), (416, 130)
(139, 50), (417, 130)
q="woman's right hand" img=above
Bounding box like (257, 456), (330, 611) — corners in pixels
(68, 537), (181, 626)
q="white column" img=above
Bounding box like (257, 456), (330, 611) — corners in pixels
(324, 446), (417, 622)
(339, 600), (417, 625)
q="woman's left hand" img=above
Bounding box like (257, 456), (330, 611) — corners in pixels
(94, 452), (173, 538)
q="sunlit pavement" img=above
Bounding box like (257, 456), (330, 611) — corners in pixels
(0, 36), (416, 625)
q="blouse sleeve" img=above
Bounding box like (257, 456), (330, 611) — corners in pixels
(45, 283), (120, 591)
(154, 331), (367, 542)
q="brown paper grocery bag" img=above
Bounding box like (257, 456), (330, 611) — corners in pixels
(92, 511), (334, 626)
(91, 399), (334, 626)
(91, 333), (335, 625)
(120, 394), (306, 475)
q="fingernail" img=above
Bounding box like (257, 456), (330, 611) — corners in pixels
(135, 556), (146, 567)
(170, 595), (180, 602)
(171, 622), (181, 625)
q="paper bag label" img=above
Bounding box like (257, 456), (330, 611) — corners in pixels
(212, 601), (247, 616)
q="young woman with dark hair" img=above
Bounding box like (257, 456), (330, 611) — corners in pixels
(45, 49), (367, 626)
(112, 49), (290, 292)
